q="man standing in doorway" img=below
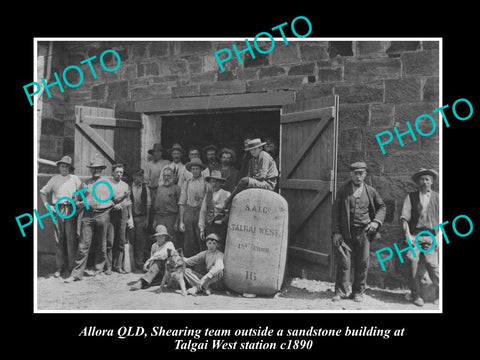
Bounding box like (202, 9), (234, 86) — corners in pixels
(240, 135), (253, 178)
(178, 157), (208, 257)
(106, 163), (131, 274)
(39, 156), (82, 277)
(65, 158), (114, 283)
(160, 143), (186, 186)
(129, 168), (151, 270)
(331, 162), (386, 302)
(178, 146), (201, 187)
(218, 148), (239, 193)
(400, 168), (439, 307)
(154, 167), (181, 248)
(226, 138), (279, 207)
(145, 143), (170, 232)
(201, 144), (220, 178)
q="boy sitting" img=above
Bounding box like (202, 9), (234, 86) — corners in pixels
(184, 233), (224, 296)
(130, 225), (175, 291)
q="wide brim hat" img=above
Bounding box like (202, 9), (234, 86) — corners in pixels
(244, 138), (267, 151)
(202, 144), (218, 154)
(148, 143), (166, 155)
(218, 147), (237, 163)
(86, 158), (107, 169)
(56, 155), (74, 170)
(151, 225), (172, 238)
(168, 143), (186, 155)
(205, 233), (222, 243)
(185, 157), (207, 171)
(412, 168), (438, 183)
(205, 170), (226, 182)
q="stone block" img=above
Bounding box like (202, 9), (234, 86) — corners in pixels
(41, 118), (64, 136)
(385, 77), (422, 103)
(271, 43), (300, 65)
(190, 71), (216, 83)
(370, 103), (394, 127)
(130, 84), (170, 101)
(199, 80), (246, 95)
(317, 68), (342, 83)
(401, 50), (439, 76)
(159, 59), (188, 76)
(244, 51), (270, 68)
(328, 41), (353, 58)
(386, 41), (420, 54)
(180, 41), (212, 55)
(366, 124), (421, 153)
(107, 81), (128, 100)
(137, 63), (145, 77)
(246, 76), (305, 93)
(334, 82), (384, 104)
(151, 75), (179, 84)
(382, 151), (439, 174)
(423, 77), (439, 102)
(120, 65), (136, 80)
(288, 62), (315, 76)
(355, 41), (388, 55)
(145, 62), (159, 76)
(338, 104), (369, 129)
(344, 58), (401, 82)
(127, 42), (147, 59)
(422, 41), (439, 50)
(394, 102), (439, 125)
(171, 84), (200, 98)
(148, 42), (169, 57)
(91, 83), (107, 100)
(295, 83), (334, 101)
(217, 70), (236, 81)
(420, 134), (439, 151)
(338, 128), (362, 150)
(237, 68), (258, 80)
(259, 66), (285, 78)
(202, 54), (218, 72)
(299, 43), (328, 61)
(337, 150), (366, 174)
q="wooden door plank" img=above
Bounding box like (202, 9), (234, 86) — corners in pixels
(282, 116), (334, 179)
(281, 108), (334, 124)
(279, 179), (326, 191)
(83, 116), (143, 129)
(292, 185), (331, 234)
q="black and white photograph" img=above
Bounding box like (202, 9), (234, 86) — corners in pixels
(32, 38), (442, 312)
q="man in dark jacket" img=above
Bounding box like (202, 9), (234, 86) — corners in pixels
(331, 162), (386, 302)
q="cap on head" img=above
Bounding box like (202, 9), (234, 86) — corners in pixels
(350, 161), (367, 172)
(205, 233), (221, 243)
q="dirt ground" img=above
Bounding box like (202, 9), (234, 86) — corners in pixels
(36, 269), (439, 311)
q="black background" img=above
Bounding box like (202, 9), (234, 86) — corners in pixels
(6, 5), (478, 354)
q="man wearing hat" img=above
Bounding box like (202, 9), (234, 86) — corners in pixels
(130, 225), (176, 291)
(159, 143), (186, 187)
(145, 143), (170, 203)
(201, 144), (220, 178)
(39, 156), (82, 277)
(178, 157), (208, 257)
(218, 147), (239, 193)
(199, 170), (231, 249)
(177, 146), (201, 187)
(400, 168), (439, 306)
(225, 138), (279, 207)
(65, 157), (115, 283)
(331, 161), (386, 302)
(184, 233), (225, 296)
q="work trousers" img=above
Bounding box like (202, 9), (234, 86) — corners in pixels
(106, 207), (128, 271)
(335, 225), (370, 297)
(184, 206), (203, 257)
(53, 204), (77, 272)
(141, 260), (166, 285)
(184, 268), (224, 290)
(71, 209), (110, 279)
(131, 215), (148, 268)
(406, 234), (439, 299)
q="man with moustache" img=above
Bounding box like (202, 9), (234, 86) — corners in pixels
(331, 162), (386, 302)
(218, 148), (239, 193)
(201, 144), (220, 178)
(160, 143), (186, 186)
(400, 168), (440, 307)
(177, 146), (201, 187)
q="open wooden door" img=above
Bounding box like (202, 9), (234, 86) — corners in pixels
(280, 95), (339, 280)
(74, 106), (142, 176)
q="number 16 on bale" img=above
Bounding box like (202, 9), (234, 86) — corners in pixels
(245, 270), (257, 281)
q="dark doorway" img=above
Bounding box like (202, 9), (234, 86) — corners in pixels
(161, 110), (280, 169)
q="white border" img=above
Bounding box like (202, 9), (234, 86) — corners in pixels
(33, 37), (442, 314)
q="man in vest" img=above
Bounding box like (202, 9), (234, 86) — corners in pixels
(201, 144), (220, 178)
(129, 168), (151, 270)
(65, 158), (114, 283)
(178, 157), (208, 257)
(198, 170), (231, 251)
(39, 155), (82, 277)
(400, 168), (439, 307)
(331, 161), (386, 302)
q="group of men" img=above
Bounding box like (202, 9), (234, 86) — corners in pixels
(40, 136), (280, 292)
(331, 162), (439, 306)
